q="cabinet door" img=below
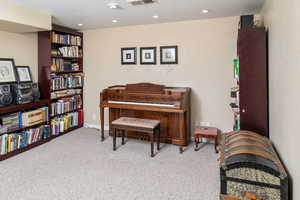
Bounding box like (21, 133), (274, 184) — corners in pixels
(238, 28), (269, 137)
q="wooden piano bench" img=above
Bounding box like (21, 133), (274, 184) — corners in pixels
(111, 117), (161, 157)
(194, 126), (219, 153)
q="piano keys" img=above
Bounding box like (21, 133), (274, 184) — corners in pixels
(100, 83), (191, 149)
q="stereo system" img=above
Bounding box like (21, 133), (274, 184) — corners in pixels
(0, 85), (14, 107)
(0, 83), (40, 107)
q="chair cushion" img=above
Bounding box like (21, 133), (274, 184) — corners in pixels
(112, 117), (160, 129)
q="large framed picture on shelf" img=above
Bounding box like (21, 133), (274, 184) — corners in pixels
(0, 58), (17, 84)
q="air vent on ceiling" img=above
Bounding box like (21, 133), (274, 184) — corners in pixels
(126, 0), (157, 6)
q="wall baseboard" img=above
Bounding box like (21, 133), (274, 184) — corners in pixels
(84, 123), (109, 131)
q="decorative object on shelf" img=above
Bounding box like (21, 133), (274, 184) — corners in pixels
(0, 58), (17, 84)
(121, 47), (137, 65)
(160, 46), (178, 64)
(0, 85), (14, 107)
(16, 66), (33, 83)
(140, 47), (156, 65)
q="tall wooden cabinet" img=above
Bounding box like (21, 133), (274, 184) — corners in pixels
(238, 28), (269, 137)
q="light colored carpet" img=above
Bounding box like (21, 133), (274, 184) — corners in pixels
(0, 128), (220, 200)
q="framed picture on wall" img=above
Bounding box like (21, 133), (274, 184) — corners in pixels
(140, 47), (156, 65)
(160, 46), (178, 64)
(0, 58), (17, 84)
(121, 47), (137, 65)
(16, 66), (33, 83)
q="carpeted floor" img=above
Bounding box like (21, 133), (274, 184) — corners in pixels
(0, 128), (219, 200)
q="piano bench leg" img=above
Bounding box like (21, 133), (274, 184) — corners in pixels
(122, 130), (125, 145)
(113, 128), (117, 151)
(150, 133), (155, 157)
(179, 147), (184, 154)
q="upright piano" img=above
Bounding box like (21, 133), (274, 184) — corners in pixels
(100, 83), (191, 148)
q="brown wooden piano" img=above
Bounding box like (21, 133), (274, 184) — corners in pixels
(100, 83), (191, 151)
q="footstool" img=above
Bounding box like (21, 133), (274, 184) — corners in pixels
(194, 126), (219, 153)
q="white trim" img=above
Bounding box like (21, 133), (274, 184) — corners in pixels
(84, 123), (109, 131)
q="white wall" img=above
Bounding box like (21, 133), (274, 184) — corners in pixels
(262, 0), (299, 199)
(83, 17), (239, 132)
(0, 31), (38, 81)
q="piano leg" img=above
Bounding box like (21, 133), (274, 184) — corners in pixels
(100, 106), (105, 141)
(179, 147), (184, 154)
(156, 127), (160, 151)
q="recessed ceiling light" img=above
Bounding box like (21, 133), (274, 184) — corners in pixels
(78, 23), (83, 26)
(112, 19), (118, 23)
(108, 2), (119, 9)
(153, 15), (159, 19)
(202, 9), (209, 14)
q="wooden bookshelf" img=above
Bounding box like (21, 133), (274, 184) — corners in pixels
(38, 24), (84, 137)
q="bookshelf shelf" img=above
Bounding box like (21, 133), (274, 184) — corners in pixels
(0, 99), (49, 115)
(1, 121), (49, 136)
(51, 93), (83, 101)
(51, 125), (83, 139)
(51, 55), (82, 59)
(51, 86), (83, 92)
(50, 108), (82, 119)
(52, 42), (81, 47)
(51, 70), (83, 74)
(0, 137), (52, 161)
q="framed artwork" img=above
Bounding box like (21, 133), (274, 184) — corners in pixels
(140, 47), (156, 65)
(0, 58), (17, 84)
(121, 47), (137, 65)
(160, 46), (178, 64)
(16, 66), (33, 83)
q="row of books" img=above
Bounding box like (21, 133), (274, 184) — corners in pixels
(51, 89), (82, 99)
(0, 107), (48, 133)
(51, 58), (80, 72)
(51, 110), (83, 136)
(50, 73), (84, 91)
(231, 58), (240, 131)
(0, 125), (51, 155)
(58, 46), (81, 58)
(51, 95), (82, 116)
(52, 32), (82, 46)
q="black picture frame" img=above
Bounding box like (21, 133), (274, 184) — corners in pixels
(0, 58), (18, 84)
(160, 46), (178, 65)
(121, 47), (137, 65)
(140, 47), (157, 65)
(16, 66), (33, 83)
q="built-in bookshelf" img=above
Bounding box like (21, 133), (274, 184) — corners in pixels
(0, 100), (51, 161)
(38, 24), (84, 137)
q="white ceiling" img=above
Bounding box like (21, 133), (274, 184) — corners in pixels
(6, 0), (265, 30)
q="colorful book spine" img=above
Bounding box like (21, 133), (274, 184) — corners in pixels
(0, 125), (50, 155)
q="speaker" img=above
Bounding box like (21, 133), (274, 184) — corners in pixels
(32, 83), (40, 102)
(0, 85), (14, 107)
(13, 83), (34, 105)
(240, 15), (254, 29)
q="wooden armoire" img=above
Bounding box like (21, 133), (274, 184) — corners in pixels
(238, 27), (269, 137)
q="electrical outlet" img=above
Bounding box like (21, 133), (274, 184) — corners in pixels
(92, 114), (96, 121)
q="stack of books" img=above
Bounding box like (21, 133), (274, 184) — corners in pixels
(0, 113), (20, 132)
(51, 95), (82, 116)
(51, 58), (80, 72)
(230, 58), (240, 131)
(21, 107), (49, 128)
(52, 32), (81, 46)
(51, 110), (83, 136)
(0, 125), (51, 155)
(58, 46), (81, 58)
(51, 89), (82, 99)
(50, 73), (84, 91)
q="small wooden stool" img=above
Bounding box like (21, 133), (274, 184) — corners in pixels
(194, 126), (219, 153)
(111, 117), (160, 157)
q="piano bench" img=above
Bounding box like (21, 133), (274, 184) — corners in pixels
(111, 117), (161, 157)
